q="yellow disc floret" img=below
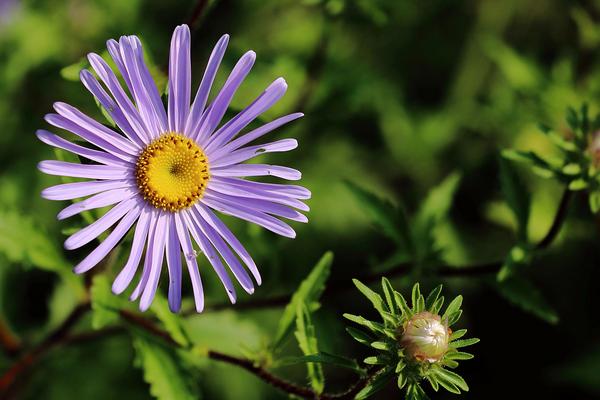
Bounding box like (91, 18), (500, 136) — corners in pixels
(136, 133), (210, 212)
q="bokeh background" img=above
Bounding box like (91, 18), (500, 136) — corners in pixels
(1, 0), (600, 399)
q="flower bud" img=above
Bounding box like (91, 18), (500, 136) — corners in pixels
(400, 312), (450, 362)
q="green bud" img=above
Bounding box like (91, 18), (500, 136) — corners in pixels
(400, 312), (450, 363)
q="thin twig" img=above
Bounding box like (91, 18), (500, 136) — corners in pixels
(0, 318), (21, 357)
(185, 0), (211, 30)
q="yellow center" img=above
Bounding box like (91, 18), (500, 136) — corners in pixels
(135, 133), (210, 212)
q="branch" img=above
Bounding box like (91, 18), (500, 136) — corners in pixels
(0, 302), (91, 396)
(0, 317), (21, 357)
(185, 0), (210, 30)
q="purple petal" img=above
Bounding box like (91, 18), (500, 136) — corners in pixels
(209, 113), (303, 160)
(183, 210), (237, 304)
(87, 53), (152, 143)
(45, 113), (134, 163)
(210, 138), (297, 168)
(36, 130), (130, 167)
(208, 177), (309, 211)
(205, 189), (307, 222)
(165, 215), (182, 312)
(193, 50), (256, 144)
(195, 203), (261, 285)
(185, 34), (229, 137)
(57, 187), (136, 220)
(113, 207), (152, 294)
(118, 36), (166, 138)
(211, 164), (301, 180)
(204, 78), (288, 153)
(210, 176), (311, 200)
(188, 208), (254, 294)
(106, 38), (134, 93)
(174, 213), (204, 312)
(38, 160), (130, 180)
(201, 193), (296, 238)
(168, 25), (191, 133)
(52, 102), (139, 157)
(79, 70), (145, 147)
(130, 210), (158, 300)
(41, 180), (133, 201)
(73, 205), (142, 274)
(139, 212), (168, 311)
(64, 197), (138, 250)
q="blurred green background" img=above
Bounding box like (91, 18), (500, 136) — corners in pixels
(1, 0), (600, 399)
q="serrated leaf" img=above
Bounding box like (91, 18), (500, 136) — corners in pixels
(133, 335), (197, 400)
(151, 294), (190, 347)
(394, 291), (413, 318)
(441, 295), (462, 323)
(346, 326), (376, 346)
(343, 314), (388, 336)
(345, 181), (413, 251)
(294, 303), (325, 394)
(431, 367), (469, 393)
(449, 338), (480, 349)
(355, 366), (395, 399)
(353, 279), (388, 316)
(425, 285), (443, 311)
(449, 329), (467, 341)
(499, 156), (530, 240)
(494, 276), (559, 324)
(445, 351), (474, 360)
(272, 251), (333, 349)
(381, 277), (398, 315)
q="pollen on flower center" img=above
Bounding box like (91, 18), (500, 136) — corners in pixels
(135, 133), (210, 212)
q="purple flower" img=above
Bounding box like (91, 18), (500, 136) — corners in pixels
(38, 25), (309, 313)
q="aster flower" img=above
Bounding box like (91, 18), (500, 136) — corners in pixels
(37, 24), (309, 313)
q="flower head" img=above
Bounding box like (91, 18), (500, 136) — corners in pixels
(38, 25), (309, 312)
(400, 311), (450, 362)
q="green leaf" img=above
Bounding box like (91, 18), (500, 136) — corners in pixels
(272, 251), (333, 349)
(413, 172), (461, 263)
(449, 329), (467, 341)
(406, 383), (430, 400)
(354, 366), (395, 400)
(394, 291), (413, 318)
(133, 335), (197, 400)
(445, 351), (474, 360)
(294, 303), (325, 394)
(60, 57), (88, 81)
(425, 285), (443, 311)
(499, 156), (530, 241)
(449, 338), (480, 349)
(411, 283), (425, 313)
(343, 314), (388, 336)
(441, 295), (463, 323)
(416, 172), (461, 226)
(90, 275), (128, 329)
(431, 367), (469, 393)
(346, 326), (376, 346)
(345, 181), (413, 250)
(381, 277), (398, 315)
(151, 294), (190, 347)
(353, 279), (387, 316)
(494, 276), (559, 324)
(276, 352), (366, 376)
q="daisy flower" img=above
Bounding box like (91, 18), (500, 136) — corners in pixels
(37, 24), (309, 313)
